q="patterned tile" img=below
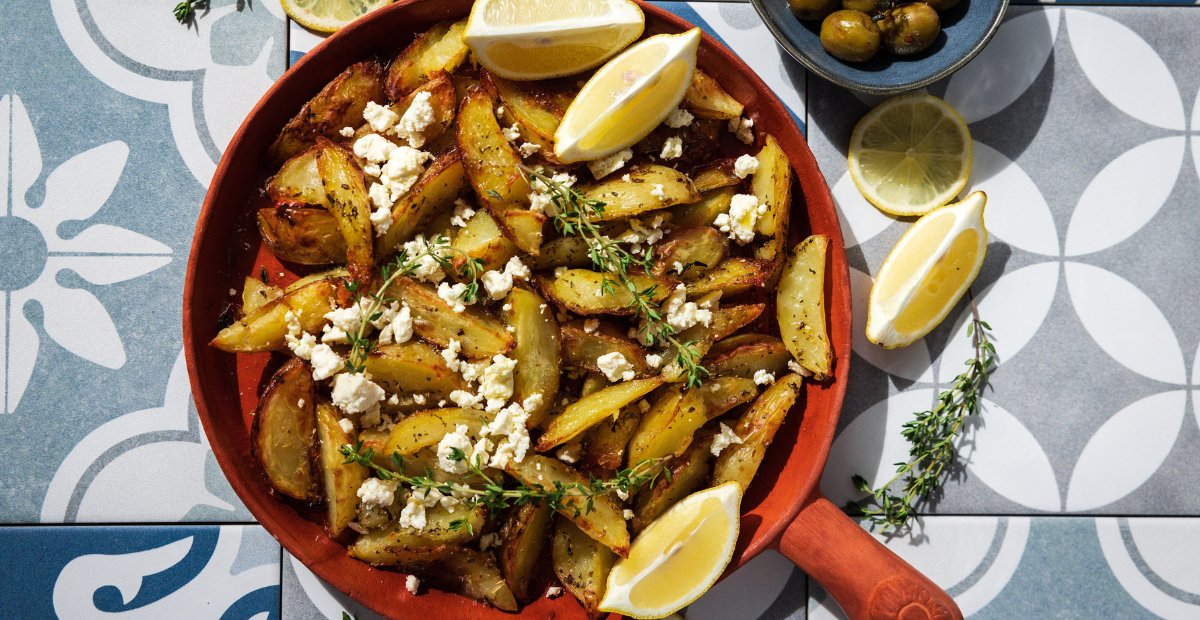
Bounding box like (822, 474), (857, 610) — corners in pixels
(0, 524), (281, 618)
(809, 6), (1200, 516)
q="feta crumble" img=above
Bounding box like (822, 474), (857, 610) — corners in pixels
(331, 373), (386, 417)
(437, 424), (474, 474)
(502, 123), (521, 142)
(400, 235), (449, 282)
(284, 311), (317, 360)
(405, 574), (420, 595)
(481, 399), (533, 468)
(393, 91), (434, 148)
(753, 369), (776, 386)
(321, 303), (364, 344)
(545, 586), (563, 598)
(583, 319), (600, 334)
(621, 173), (632, 182)
(339, 126), (356, 138)
(556, 443), (581, 464)
(479, 354), (517, 412)
(623, 509), (635, 520)
(338, 417), (354, 434)
(437, 282), (472, 313)
(650, 183), (667, 201)
(378, 145), (432, 202)
(665, 107), (695, 128)
(480, 256), (531, 301)
(310, 344), (344, 380)
(728, 116), (755, 144)
(450, 199), (475, 228)
(518, 142), (541, 158)
(370, 205), (392, 237)
(586, 148), (633, 179)
(479, 532), (500, 551)
(714, 194), (765, 244)
(645, 353), (663, 368)
(663, 285), (713, 331)
(363, 101), (399, 133)
(597, 352), (636, 382)
(787, 359), (813, 377)
(734, 153), (759, 178)
(357, 477), (399, 508)
(659, 136), (683, 160)
(379, 303), (413, 344)
(711, 422), (744, 456)
(353, 133), (396, 164)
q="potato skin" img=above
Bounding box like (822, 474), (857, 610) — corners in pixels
(268, 60), (384, 165)
(251, 358), (318, 501)
(551, 517), (616, 615)
(257, 206), (346, 266)
(712, 373), (805, 490)
(498, 501), (554, 603)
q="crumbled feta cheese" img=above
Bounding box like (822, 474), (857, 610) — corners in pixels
(441, 339), (463, 372)
(450, 199), (475, 228)
(621, 173), (632, 182)
(437, 424), (474, 474)
(387, 394), (400, 406)
(479, 532), (500, 551)
(298, 398), (306, 409)
(353, 133), (396, 164)
(480, 257), (529, 301)
(363, 101), (400, 133)
(711, 422), (744, 456)
(597, 352), (636, 382)
(518, 142), (541, 158)
(496, 105), (505, 117)
(583, 319), (600, 334)
(502, 123), (521, 142)
(787, 359), (813, 377)
(504, 255), (531, 281)
(623, 509), (635, 520)
(528, 190), (553, 214)
(399, 235), (449, 282)
(714, 194), (765, 244)
(363, 163), (381, 178)
(539, 303), (547, 313)
(728, 116), (755, 144)
(754, 369), (776, 386)
(650, 183), (667, 201)
(615, 488), (629, 501)
(379, 145), (432, 202)
(659, 136), (683, 160)
(393, 91), (434, 148)
(479, 354), (517, 412)
(586, 148), (633, 179)
(481, 400), (532, 468)
(339, 126), (356, 138)
(331, 373), (386, 418)
(734, 153), (759, 178)
(437, 282), (472, 313)
(337, 417), (354, 434)
(321, 303), (364, 344)
(645, 353), (662, 368)
(399, 494), (426, 530)
(357, 477), (399, 508)
(665, 106), (695, 128)
(370, 205), (392, 237)
(619, 214), (667, 249)
(379, 303), (413, 344)
(556, 443), (581, 464)
(405, 575), (420, 595)
(284, 311), (317, 360)
(545, 586), (563, 598)
(449, 389), (484, 409)
(663, 285), (713, 331)
(310, 344), (343, 380)
(637, 399), (651, 413)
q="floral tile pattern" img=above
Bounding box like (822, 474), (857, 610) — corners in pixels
(2, 0), (1199, 618)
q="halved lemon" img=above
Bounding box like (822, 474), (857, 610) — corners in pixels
(554, 28), (701, 163)
(866, 191), (988, 349)
(280, 0), (390, 34)
(848, 94), (972, 217)
(598, 481), (741, 619)
(464, 0), (645, 81)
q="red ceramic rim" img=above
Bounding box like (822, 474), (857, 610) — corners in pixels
(182, 1), (852, 617)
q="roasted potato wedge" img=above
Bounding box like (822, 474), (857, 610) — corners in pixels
(751, 135), (792, 266)
(211, 277), (339, 352)
(386, 20), (470, 99)
(581, 405), (642, 474)
(503, 287), (560, 427)
(704, 334), (792, 379)
(390, 71), (458, 148)
(452, 209), (519, 272)
(251, 358), (317, 501)
(384, 408), (490, 457)
(241, 276), (282, 316)
(505, 456), (630, 556)
(269, 60), (385, 164)
(686, 257), (767, 298)
(458, 85), (543, 254)
(529, 235), (595, 271)
(627, 385), (708, 464)
(631, 433), (713, 534)
(487, 72), (567, 164)
(560, 321), (651, 378)
(670, 186), (734, 228)
(498, 501), (553, 603)
(689, 159), (742, 193)
(349, 503), (486, 566)
(315, 402), (368, 537)
(710, 303), (767, 341)
(698, 375), (760, 419)
(685, 69), (745, 120)
(660, 301), (765, 383)
(376, 148), (467, 257)
(267, 146), (326, 206)
(552, 517), (616, 616)
(434, 548), (519, 612)
(540, 269), (673, 316)
(316, 142), (375, 282)
(712, 373), (804, 490)
(257, 206), (347, 266)
(577, 165), (701, 222)
(777, 235), (832, 380)
(364, 341), (467, 398)
(651, 227), (728, 281)
(537, 378), (664, 451)
(387, 278), (516, 358)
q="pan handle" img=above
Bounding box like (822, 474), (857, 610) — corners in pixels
(778, 495), (963, 620)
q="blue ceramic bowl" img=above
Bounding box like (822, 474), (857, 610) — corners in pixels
(749, 0), (1008, 94)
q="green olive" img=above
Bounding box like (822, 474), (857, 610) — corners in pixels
(819, 10), (881, 63)
(842, 0), (881, 14)
(789, 0), (841, 21)
(923, 0), (960, 11)
(879, 3), (941, 55)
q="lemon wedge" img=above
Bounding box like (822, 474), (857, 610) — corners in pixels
(848, 93), (972, 217)
(598, 481), (741, 619)
(280, 0), (390, 33)
(554, 28), (701, 163)
(866, 191), (988, 348)
(464, 0), (645, 81)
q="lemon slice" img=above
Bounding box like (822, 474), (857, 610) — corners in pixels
(598, 481), (741, 619)
(866, 191), (988, 349)
(280, 0), (390, 33)
(464, 0), (644, 81)
(554, 28), (701, 163)
(848, 93), (972, 217)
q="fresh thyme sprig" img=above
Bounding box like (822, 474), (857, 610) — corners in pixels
(521, 166), (709, 387)
(342, 236), (483, 373)
(850, 298), (997, 531)
(339, 442), (667, 519)
(173, 0), (209, 25)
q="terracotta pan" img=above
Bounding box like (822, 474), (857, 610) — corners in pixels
(183, 1), (962, 618)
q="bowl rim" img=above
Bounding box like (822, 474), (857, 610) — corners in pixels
(747, 0), (1011, 95)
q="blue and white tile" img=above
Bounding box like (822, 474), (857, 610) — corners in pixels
(0, 524), (281, 618)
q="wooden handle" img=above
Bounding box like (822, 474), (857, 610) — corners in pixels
(778, 496), (963, 620)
